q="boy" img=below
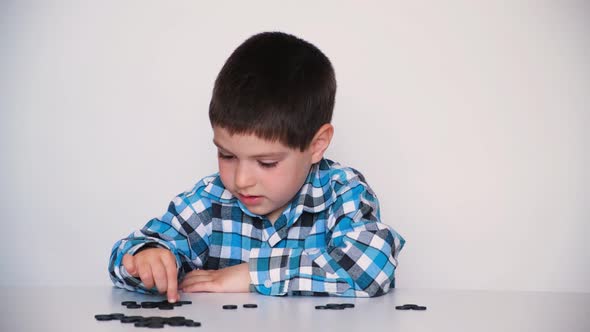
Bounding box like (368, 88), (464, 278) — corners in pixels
(109, 32), (405, 301)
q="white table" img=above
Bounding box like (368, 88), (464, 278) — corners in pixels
(0, 286), (588, 331)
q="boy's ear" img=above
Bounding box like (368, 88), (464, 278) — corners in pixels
(309, 124), (334, 163)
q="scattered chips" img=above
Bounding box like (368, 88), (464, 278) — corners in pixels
(95, 313), (202, 328)
(121, 300), (190, 310)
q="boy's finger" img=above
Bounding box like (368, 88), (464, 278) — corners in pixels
(162, 257), (179, 302)
(151, 262), (168, 294)
(138, 263), (155, 289)
(122, 254), (137, 276)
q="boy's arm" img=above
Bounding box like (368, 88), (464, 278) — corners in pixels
(108, 191), (211, 294)
(248, 183), (405, 297)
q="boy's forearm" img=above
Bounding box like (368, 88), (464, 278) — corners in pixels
(248, 222), (402, 297)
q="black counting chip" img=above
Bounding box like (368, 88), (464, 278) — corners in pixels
(165, 316), (186, 322)
(135, 321), (151, 327)
(222, 304), (238, 309)
(144, 316), (166, 323)
(179, 300), (192, 305)
(126, 303), (141, 309)
(316, 303), (355, 310)
(328, 305), (345, 310)
(121, 301), (137, 306)
(159, 300), (183, 307)
(141, 301), (159, 308)
(158, 303), (174, 310)
(166, 320), (185, 326)
(395, 304), (427, 311)
(243, 304), (258, 308)
(109, 313), (125, 320)
(94, 314), (114, 321)
(184, 320), (201, 327)
(120, 316), (143, 323)
(147, 322), (165, 328)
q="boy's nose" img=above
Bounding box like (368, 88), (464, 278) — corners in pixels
(234, 163), (255, 189)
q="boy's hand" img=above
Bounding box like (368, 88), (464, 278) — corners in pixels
(180, 263), (251, 293)
(122, 248), (180, 302)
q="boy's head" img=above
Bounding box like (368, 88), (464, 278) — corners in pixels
(209, 32), (336, 222)
(209, 31), (336, 152)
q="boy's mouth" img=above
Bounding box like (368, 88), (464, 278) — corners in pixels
(237, 193), (263, 205)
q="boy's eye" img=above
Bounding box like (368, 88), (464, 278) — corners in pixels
(218, 152), (234, 160)
(258, 161), (278, 168)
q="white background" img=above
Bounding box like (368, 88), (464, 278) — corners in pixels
(1, 1), (588, 293)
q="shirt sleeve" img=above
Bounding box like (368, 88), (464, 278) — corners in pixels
(248, 182), (405, 297)
(108, 191), (211, 294)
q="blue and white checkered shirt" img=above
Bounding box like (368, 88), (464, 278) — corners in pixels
(109, 158), (405, 297)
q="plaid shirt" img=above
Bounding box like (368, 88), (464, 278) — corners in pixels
(109, 158), (405, 297)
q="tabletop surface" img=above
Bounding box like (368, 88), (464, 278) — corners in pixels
(0, 286), (588, 332)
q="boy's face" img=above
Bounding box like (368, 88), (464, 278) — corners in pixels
(213, 126), (315, 223)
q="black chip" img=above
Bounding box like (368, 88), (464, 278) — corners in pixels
(147, 322), (165, 328)
(184, 320), (201, 327)
(243, 304), (258, 308)
(94, 314), (114, 321)
(126, 303), (141, 309)
(143, 316), (166, 323)
(165, 316), (186, 322)
(141, 301), (159, 308)
(135, 321), (152, 327)
(179, 300), (192, 305)
(395, 304), (427, 311)
(222, 304), (238, 309)
(121, 301), (137, 306)
(341, 303), (355, 308)
(120, 316), (143, 323)
(158, 303), (175, 310)
(159, 300), (183, 307)
(166, 320), (186, 326)
(395, 305), (413, 310)
(315, 305), (328, 310)
(327, 305), (345, 310)
(109, 313), (125, 320)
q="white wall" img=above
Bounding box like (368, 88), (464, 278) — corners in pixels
(1, 0), (588, 293)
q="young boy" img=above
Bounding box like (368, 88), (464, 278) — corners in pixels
(109, 31), (405, 301)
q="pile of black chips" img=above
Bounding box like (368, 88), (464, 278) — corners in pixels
(122, 300), (192, 310)
(94, 314), (201, 328)
(315, 303), (355, 310)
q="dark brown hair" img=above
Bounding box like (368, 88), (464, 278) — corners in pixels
(209, 32), (336, 151)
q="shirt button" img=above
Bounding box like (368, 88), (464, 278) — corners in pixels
(264, 280), (272, 288)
